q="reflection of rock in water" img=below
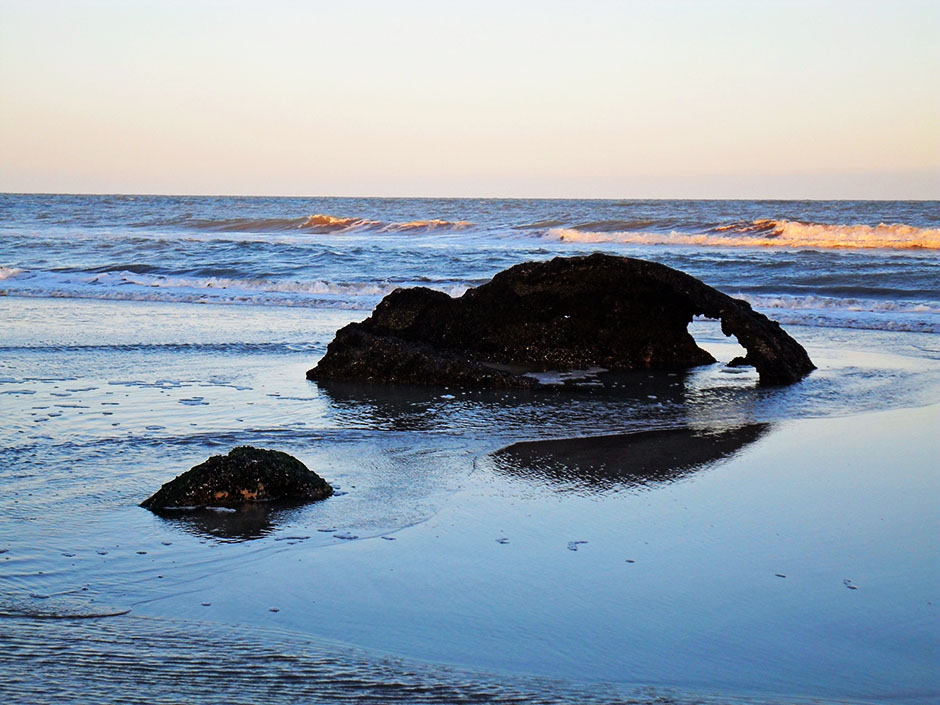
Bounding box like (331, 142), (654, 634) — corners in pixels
(312, 379), (470, 432)
(150, 503), (306, 542)
(313, 371), (693, 438)
(313, 378), (549, 432)
(490, 424), (769, 493)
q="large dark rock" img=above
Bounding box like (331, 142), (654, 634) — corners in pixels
(141, 446), (333, 510)
(308, 254), (814, 388)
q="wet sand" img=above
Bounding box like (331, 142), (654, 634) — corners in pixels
(115, 405), (939, 703)
(1, 297), (938, 704)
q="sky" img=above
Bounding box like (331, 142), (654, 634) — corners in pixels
(0, 0), (937, 199)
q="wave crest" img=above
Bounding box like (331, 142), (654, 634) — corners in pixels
(381, 219), (473, 233)
(550, 219), (940, 250)
(301, 214), (379, 232)
(135, 214), (476, 235)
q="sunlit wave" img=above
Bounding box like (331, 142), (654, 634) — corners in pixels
(550, 219), (940, 250)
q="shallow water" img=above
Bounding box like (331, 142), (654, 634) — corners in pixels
(1, 196), (939, 703)
(1, 295), (938, 703)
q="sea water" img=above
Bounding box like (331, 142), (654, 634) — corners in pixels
(1, 196), (938, 704)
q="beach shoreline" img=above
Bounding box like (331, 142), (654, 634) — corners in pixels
(1, 194), (938, 704)
(1, 289), (937, 703)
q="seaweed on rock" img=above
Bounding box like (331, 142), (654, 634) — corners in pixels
(141, 446), (333, 510)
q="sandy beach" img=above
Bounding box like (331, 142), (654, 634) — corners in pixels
(2, 286), (937, 704)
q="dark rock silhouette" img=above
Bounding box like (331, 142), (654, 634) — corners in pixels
(308, 254), (814, 388)
(141, 446), (333, 510)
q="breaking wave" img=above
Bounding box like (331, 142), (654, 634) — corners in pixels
(550, 220), (940, 250)
(301, 214), (380, 232)
(382, 219), (474, 232)
(133, 214), (475, 235)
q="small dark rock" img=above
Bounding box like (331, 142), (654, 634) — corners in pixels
(140, 446), (333, 510)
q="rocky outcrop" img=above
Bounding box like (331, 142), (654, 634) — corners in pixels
(141, 446), (333, 510)
(308, 254), (814, 388)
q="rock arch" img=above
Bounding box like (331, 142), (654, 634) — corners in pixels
(308, 254), (814, 388)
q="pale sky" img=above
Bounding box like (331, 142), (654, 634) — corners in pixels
(1, 0), (937, 198)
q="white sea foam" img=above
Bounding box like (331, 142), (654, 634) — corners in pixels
(0, 269), (470, 310)
(2, 265), (936, 332)
(740, 293), (940, 315)
(739, 293), (940, 333)
(549, 220), (940, 250)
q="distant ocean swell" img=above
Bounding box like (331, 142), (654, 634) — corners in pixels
(120, 212), (940, 249)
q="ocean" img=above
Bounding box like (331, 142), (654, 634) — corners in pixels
(1, 195), (938, 704)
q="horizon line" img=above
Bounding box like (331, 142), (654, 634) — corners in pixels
(2, 191), (938, 203)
